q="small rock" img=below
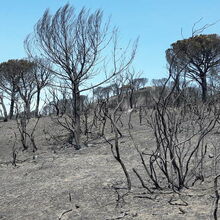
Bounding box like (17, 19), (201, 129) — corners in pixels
(209, 154), (214, 158)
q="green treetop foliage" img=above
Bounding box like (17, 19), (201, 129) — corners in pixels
(166, 34), (220, 102)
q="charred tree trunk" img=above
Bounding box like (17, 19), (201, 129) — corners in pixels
(129, 89), (134, 109)
(9, 88), (16, 119)
(201, 74), (207, 103)
(71, 82), (81, 150)
(35, 88), (41, 117)
(175, 76), (181, 107)
(25, 100), (31, 119)
(0, 96), (8, 122)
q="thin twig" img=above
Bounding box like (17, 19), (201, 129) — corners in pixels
(58, 209), (73, 220)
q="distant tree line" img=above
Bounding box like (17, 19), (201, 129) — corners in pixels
(0, 4), (220, 150)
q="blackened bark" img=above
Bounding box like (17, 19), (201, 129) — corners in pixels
(129, 89), (134, 109)
(175, 76), (181, 107)
(25, 100), (31, 119)
(71, 82), (81, 150)
(201, 74), (207, 103)
(9, 88), (16, 119)
(35, 89), (41, 117)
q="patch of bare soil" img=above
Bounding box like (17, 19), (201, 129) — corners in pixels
(0, 113), (219, 219)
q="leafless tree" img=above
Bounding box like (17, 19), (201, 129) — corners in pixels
(131, 59), (219, 191)
(33, 59), (52, 117)
(125, 68), (148, 108)
(15, 101), (39, 151)
(25, 4), (137, 149)
(103, 96), (131, 190)
(44, 87), (67, 116)
(129, 31), (220, 191)
(111, 74), (129, 110)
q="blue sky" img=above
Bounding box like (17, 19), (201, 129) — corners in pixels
(1, 0), (220, 81)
